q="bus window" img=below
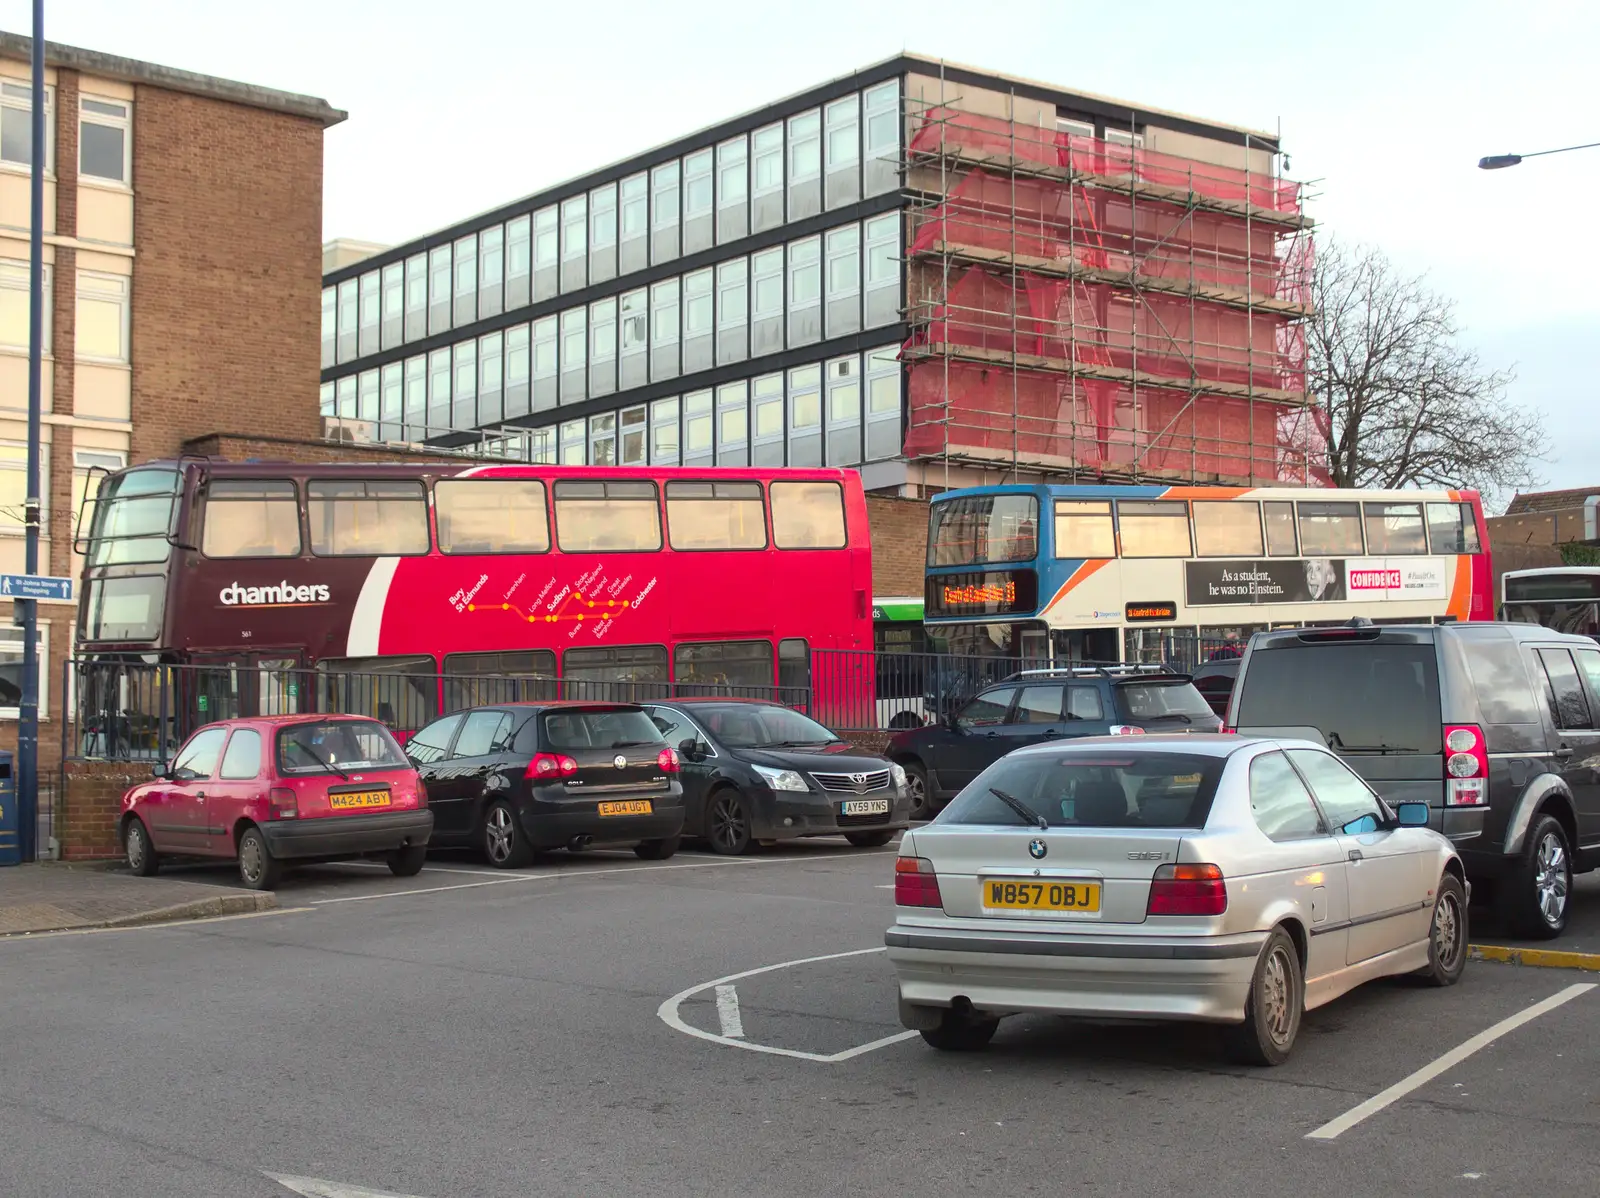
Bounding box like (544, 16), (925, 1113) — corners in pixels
(1263, 501), (1298, 556)
(1427, 502), (1481, 554)
(928, 494), (1036, 565)
(779, 638), (809, 701)
(1193, 500), (1263, 557)
(1118, 501), (1191, 557)
(1363, 502), (1427, 555)
(1297, 501), (1364, 556)
(308, 479), (431, 557)
(1053, 500), (1115, 558)
(316, 654), (437, 732)
(554, 480), (662, 552)
(665, 481), (766, 550)
(675, 640), (773, 693)
(771, 481), (846, 549)
(442, 649), (557, 708)
(562, 645), (669, 701)
(201, 480), (301, 558)
(435, 479), (550, 554)
(83, 466), (180, 566)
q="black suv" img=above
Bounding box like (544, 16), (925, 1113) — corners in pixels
(1228, 621), (1600, 939)
(886, 665), (1221, 818)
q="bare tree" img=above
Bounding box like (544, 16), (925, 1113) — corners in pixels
(1308, 238), (1546, 505)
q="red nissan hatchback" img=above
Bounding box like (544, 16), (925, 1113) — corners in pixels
(120, 714), (433, 890)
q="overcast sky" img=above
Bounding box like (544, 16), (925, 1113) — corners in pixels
(6, 0), (1594, 508)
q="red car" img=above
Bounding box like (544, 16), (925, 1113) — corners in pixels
(120, 714), (434, 890)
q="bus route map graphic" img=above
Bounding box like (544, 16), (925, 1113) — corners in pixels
(449, 562), (659, 644)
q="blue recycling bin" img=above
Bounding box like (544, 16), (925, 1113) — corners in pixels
(0, 750), (16, 866)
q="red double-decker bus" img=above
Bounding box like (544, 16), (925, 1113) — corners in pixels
(75, 459), (872, 738)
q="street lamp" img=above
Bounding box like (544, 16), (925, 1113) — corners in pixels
(1478, 140), (1600, 169)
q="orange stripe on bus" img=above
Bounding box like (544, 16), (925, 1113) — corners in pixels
(1446, 554), (1472, 622)
(1157, 486), (1253, 502)
(1041, 558), (1112, 616)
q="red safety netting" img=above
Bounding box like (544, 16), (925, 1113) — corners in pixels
(908, 107), (1303, 213)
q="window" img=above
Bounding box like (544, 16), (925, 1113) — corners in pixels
(528, 425), (556, 465)
(620, 405), (647, 465)
(1194, 501), (1264, 557)
(619, 172), (648, 273)
(675, 641), (774, 693)
(1233, 643), (1441, 754)
(335, 278), (357, 363)
(307, 479), (430, 556)
(506, 215), (531, 308)
(380, 263), (403, 350)
(335, 375), (356, 420)
(717, 380), (748, 466)
(553, 479), (661, 552)
(1459, 633), (1541, 725)
(1010, 685), (1064, 725)
(683, 268), (713, 372)
(651, 397), (680, 465)
(0, 260), (48, 353)
(1053, 500), (1114, 559)
(1286, 749), (1383, 832)
(779, 638), (808, 697)
(650, 278), (679, 380)
(772, 480), (846, 549)
(171, 726), (227, 780)
(560, 418), (584, 465)
(202, 479), (301, 558)
(930, 495), (1038, 566)
(590, 411), (617, 466)
(1537, 649), (1593, 731)
(355, 369), (377, 423)
(787, 364), (821, 467)
(452, 339), (477, 429)
(427, 245), (451, 336)
(683, 390), (714, 465)
(560, 307), (586, 402)
(1066, 686), (1103, 721)
(590, 183), (617, 275)
(403, 355), (426, 438)
(219, 729), (263, 780)
(478, 330), (504, 425)
(1575, 649), (1600, 710)
(379, 361), (402, 440)
(716, 136), (748, 242)
(823, 94), (860, 207)
(79, 95), (129, 180)
(716, 257), (748, 365)
(0, 80), (51, 171)
(666, 480), (765, 550)
(789, 236), (821, 303)
(533, 206), (558, 299)
(479, 224), (504, 318)
(435, 479), (548, 555)
(560, 195), (587, 291)
(320, 285), (335, 367)
(865, 346), (900, 460)
(76, 273), (129, 363)
(404, 252), (427, 342)
(1427, 502), (1481, 554)
(825, 224), (861, 337)
(1119, 501), (1190, 557)
(1263, 501), (1298, 556)
(651, 161), (680, 262)
(357, 270), (380, 357)
(864, 213), (899, 327)
(752, 122), (784, 231)
(1298, 502), (1364, 556)
(590, 297), (617, 396)
(957, 688), (1015, 729)
(279, 718), (409, 775)
(684, 148), (714, 253)
(751, 246), (784, 355)
(863, 81), (900, 195)
(788, 109), (822, 219)
(70, 448), (126, 546)
(532, 315), (557, 410)
(560, 646), (669, 702)
(1248, 751), (1325, 842)
(826, 355), (860, 466)
(405, 714), (462, 765)
(1364, 502), (1427, 555)
(451, 710), (514, 759)
(751, 372), (784, 467)
(444, 650), (557, 709)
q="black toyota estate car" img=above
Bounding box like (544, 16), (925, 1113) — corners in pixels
(1228, 620), (1600, 939)
(405, 702), (685, 867)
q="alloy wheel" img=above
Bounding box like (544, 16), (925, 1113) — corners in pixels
(906, 772), (929, 820)
(1260, 945), (1294, 1046)
(1535, 832), (1569, 926)
(486, 805), (516, 865)
(711, 795), (746, 852)
(1433, 888), (1464, 972)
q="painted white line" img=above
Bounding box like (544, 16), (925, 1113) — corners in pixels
(658, 946), (918, 1063)
(715, 984), (746, 1038)
(1306, 981), (1597, 1141)
(320, 860), (521, 879)
(268, 1172), (426, 1197)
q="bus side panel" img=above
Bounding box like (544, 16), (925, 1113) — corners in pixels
(1465, 491), (1493, 621)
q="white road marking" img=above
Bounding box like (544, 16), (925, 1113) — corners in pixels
(268, 1173), (426, 1198)
(715, 984), (745, 1038)
(658, 946), (919, 1063)
(1305, 982), (1597, 1141)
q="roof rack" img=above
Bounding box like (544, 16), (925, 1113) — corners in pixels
(1002, 663), (1181, 683)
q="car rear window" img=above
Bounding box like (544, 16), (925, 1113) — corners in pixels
(1115, 681), (1215, 721)
(942, 751), (1224, 828)
(541, 708), (664, 751)
(278, 720), (408, 775)
(1234, 643), (1440, 752)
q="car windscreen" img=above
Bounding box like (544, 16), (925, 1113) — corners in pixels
(1233, 643), (1441, 752)
(277, 720), (408, 775)
(941, 751), (1224, 828)
(541, 708), (664, 751)
(1115, 680), (1215, 721)
(696, 706), (841, 748)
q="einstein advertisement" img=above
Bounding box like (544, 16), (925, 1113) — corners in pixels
(1184, 558), (1452, 607)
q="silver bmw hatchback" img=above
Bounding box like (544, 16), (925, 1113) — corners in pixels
(885, 734), (1468, 1065)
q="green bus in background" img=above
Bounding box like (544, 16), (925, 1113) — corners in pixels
(873, 596), (936, 729)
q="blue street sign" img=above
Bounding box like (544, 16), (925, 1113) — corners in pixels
(0, 574), (73, 602)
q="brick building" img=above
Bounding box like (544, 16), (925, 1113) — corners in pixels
(0, 32), (343, 763)
(1485, 485), (1600, 600)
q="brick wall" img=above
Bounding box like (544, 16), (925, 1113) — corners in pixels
(129, 88), (327, 461)
(1487, 509), (1597, 548)
(866, 495), (928, 596)
(60, 759), (147, 861)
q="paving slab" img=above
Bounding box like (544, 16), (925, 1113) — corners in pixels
(0, 863), (274, 935)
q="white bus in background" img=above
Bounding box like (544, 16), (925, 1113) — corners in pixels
(1500, 566), (1600, 638)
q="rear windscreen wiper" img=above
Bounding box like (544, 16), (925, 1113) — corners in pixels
(989, 787), (1048, 831)
(1327, 733), (1414, 754)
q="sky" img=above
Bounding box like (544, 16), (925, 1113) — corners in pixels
(4, 0), (1595, 509)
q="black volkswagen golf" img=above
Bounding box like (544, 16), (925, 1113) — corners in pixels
(641, 699), (911, 855)
(405, 702), (685, 867)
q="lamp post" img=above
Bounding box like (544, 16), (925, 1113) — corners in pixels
(1478, 141), (1600, 170)
(19, 0), (44, 862)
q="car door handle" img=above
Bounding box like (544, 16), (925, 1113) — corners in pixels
(196, 791), (206, 799)
(1042, 729), (1061, 739)
(1554, 746), (1574, 759)
(985, 731), (999, 738)
(1347, 849), (1363, 863)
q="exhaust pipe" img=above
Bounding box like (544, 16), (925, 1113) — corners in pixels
(567, 835), (592, 852)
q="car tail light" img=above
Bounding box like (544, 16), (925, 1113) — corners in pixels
(1110, 725), (1145, 736)
(1443, 724), (1488, 806)
(526, 753), (578, 781)
(1147, 863), (1227, 916)
(657, 747), (681, 774)
(268, 787), (298, 820)
(894, 856), (943, 908)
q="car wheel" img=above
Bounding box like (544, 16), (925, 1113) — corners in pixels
(888, 712), (923, 731)
(482, 799), (534, 869)
(386, 844), (428, 877)
(1507, 814), (1571, 940)
(236, 826), (282, 892)
(634, 834), (680, 861)
(901, 761), (933, 821)
(706, 788), (753, 856)
(919, 1008), (1000, 1052)
(1416, 873), (1468, 987)
(845, 830), (896, 848)
(1224, 927), (1303, 1067)
(123, 817), (159, 877)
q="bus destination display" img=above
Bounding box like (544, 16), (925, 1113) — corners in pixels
(925, 569), (1039, 618)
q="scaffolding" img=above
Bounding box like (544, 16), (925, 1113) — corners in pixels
(900, 86), (1328, 487)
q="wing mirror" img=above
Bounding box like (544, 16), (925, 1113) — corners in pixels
(150, 763), (170, 780)
(678, 737), (702, 762)
(1395, 801), (1430, 828)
